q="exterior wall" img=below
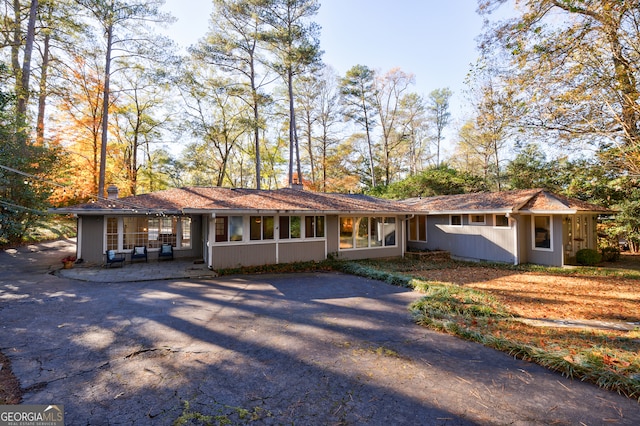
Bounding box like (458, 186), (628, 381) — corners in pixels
(79, 215), (105, 264)
(409, 214), (516, 264)
(278, 240), (326, 264)
(211, 240), (326, 269)
(208, 213), (405, 269)
(212, 243), (278, 269)
(326, 215), (340, 256)
(522, 215), (564, 267)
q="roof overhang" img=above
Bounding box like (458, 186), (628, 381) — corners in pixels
(184, 208), (416, 216)
(50, 207), (416, 216)
(48, 208), (184, 216)
(518, 209), (614, 215)
(521, 209), (578, 215)
(424, 209), (513, 215)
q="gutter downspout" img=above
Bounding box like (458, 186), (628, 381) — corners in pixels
(506, 212), (519, 266)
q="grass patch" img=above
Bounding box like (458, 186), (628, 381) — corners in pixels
(341, 258), (640, 401)
(173, 400), (271, 426)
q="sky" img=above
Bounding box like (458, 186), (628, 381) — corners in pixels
(162, 0), (488, 155)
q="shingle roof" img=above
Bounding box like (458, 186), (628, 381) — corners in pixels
(403, 189), (611, 214)
(52, 187), (416, 214)
(50, 187), (611, 216)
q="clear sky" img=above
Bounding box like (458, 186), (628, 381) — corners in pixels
(162, 0), (487, 154)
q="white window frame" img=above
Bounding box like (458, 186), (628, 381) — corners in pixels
(214, 215), (326, 245)
(339, 215), (398, 250)
(532, 215), (553, 252)
(449, 215), (462, 227)
(250, 215), (275, 241)
(104, 215), (192, 252)
(469, 214), (486, 225)
(493, 214), (510, 228)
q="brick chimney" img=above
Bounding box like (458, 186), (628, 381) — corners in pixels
(106, 185), (119, 199)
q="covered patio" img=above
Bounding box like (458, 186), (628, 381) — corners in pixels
(56, 256), (219, 283)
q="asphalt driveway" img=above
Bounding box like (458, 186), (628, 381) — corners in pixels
(1, 240), (639, 425)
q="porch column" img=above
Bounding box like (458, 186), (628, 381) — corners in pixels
(208, 214), (215, 269)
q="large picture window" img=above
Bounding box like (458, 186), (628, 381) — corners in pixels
(107, 216), (192, 251)
(340, 216), (397, 250)
(533, 215), (552, 250)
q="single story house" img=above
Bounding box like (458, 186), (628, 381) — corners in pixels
(403, 189), (612, 266)
(50, 186), (415, 269)
(49, 186), (611, 269)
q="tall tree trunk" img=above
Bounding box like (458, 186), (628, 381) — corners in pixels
(322, 135), (327, 192)
(493, 138), (501, 191)
(306, 109), (315, 184)
(131, 130), (138, 196)
(18, 0), (38, 117)
(251, 59), (261, 190)
(36, 30), (50, 145)
(364, 113), (376, 187)
(288, 68), (303, 186)
(98, 21), (113, 198)
(607, 31), (640, 147)
(13, 0), (38, 147)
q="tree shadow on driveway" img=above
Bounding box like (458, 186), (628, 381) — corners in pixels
(1, 270), (639, 425)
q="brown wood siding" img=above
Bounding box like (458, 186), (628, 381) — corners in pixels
(326, 215), (339, 255)
(80, 215), (105, 264)
(278, 240), (325, 263)
(212, 243), (278, 269)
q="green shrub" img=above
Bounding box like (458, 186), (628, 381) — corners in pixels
(601, 246), (620, 262)
(576, 248), (602, 266)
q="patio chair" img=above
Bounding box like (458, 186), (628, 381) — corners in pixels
(131, 246), (148, 263)
(106, 250), (126, 268)
(158, 243), (174, 260)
